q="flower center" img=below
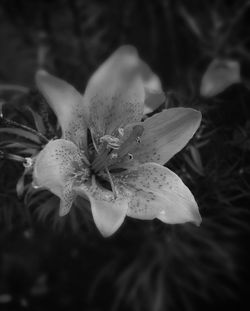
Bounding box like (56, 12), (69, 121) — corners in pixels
(91, 124), (144, 173)
(99, 135), (121, 149)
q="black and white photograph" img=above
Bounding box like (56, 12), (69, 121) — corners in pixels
(0, 1), (250, 310)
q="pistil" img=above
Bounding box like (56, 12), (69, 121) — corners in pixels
(91, 131), (122, 173)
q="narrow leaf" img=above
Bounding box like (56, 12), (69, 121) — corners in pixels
(0, 128), (42, 144)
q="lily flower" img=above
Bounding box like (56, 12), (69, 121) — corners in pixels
(33, 46), (202, 237)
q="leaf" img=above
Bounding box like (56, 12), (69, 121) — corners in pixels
(184, 153), (204, 176)
(0, 128), (42, 144)
(16, 170), (26, 197)
(178, 5), (202, 39)
(35, 195), (58, 221)
(189, 146), (204, 174)
(26, 107), (47, 135)
(0, 84), (29, 93)
(18, 148), (38, 156)
(1, 142), (39, 150)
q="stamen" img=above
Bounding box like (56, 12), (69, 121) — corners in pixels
(91, 149), (110, 172)
(92, 125), (144, 172)
(100, 135), (121, 149)
(90, 129), (99, 153)
(118, 127), (124, 137)
(68, 165), (91, 188)
(92, 132), (121, 172)
(79, 150), (90, 166)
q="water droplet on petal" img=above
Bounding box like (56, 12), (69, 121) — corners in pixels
(23, 157), (33, 168)
(32, 181), (40, 189)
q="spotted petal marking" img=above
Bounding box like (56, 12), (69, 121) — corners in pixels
(33, 139), (88, 216)
(114, 108), (201, 169)
(84, 46), (146, 140)
(36, 70), (88, 150)
(60, 182), (75, 216)
(115, 162), (201, 225)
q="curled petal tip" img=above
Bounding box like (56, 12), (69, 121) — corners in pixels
(188, 108), (202, 130)
(185, 198), (202, 227)
(35, 70), (51, 88)
(59, 208), (70, 217)
(98, 228), (114, 238)
(35, 69), (49, 80)
(193, 210), (202, 226)
(116, 45), (138, 56)
(196, 109), (202, 122)
(59, 198), (73, 217)
(189, 108), (202, 121)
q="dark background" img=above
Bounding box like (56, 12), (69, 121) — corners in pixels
(0, 0), (250, 310)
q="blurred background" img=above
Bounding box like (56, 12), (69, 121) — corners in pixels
(0, 0), (250, 310)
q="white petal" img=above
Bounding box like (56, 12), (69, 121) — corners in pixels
(59, 182), (75, 216)
(84, 46), (145, 138)
(90, 193), (128, 237)
(200, 58), (241, 97)
(33, 139), (85, 216)
(116, 163), (201, 225)
(75, 180), (129, 237)
(36, 70), (88, 149)
(113, 108), (201, 168)
(138, 59), (165, 114)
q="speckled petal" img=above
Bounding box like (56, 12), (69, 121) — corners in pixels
(84, 46), (145, 138)
(36, 70), (88, 150)
(116, 163), (201, 225)
(59, 182), (75, 216)
(33, 139), (87, 216)
(75, 180), (129, 237)
(114, 108), (201, 168)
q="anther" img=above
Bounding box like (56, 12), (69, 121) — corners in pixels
(128, 153), (134, 160)
(118, 128), (124, 137)
(100, 135), (121, 149)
